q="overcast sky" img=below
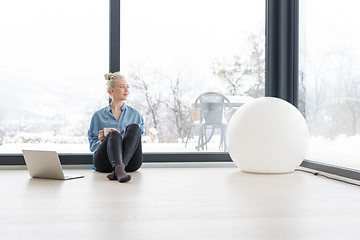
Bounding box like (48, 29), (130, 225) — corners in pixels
(0, 0), (264, 120)
(1, 0), (360, 119)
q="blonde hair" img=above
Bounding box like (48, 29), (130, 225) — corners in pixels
(104, 72), (125, 98)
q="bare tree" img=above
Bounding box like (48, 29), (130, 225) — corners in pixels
(338, 58), (360, 136)
(246, 33), (265, 97)
(128, 66), (164, 141)
(212, 56), (250, 96)
(345, 97), (360, 135)
(298, 70), (307, 116)
(302, 48), (360, 138)
(301, 54), (331, 135)
(0, 107), (6, 145)
(212, 32), (265, 97)
(162, 75), (191, 142)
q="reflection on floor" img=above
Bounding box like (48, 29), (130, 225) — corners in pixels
(1, 165), (360, 239)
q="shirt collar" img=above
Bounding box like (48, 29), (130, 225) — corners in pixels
(106, 103), (127, 113)
(121, 103), (127, 111)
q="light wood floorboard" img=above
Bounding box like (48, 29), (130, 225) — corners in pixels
(0, 166), (360, 240)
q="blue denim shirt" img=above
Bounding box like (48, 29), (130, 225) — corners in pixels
(88, 103), (144, 153)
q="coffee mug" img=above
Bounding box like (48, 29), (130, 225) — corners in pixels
(104, 127), (116, 136)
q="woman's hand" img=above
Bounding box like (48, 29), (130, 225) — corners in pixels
(99, 128), (120, 143)
(98, 130), (105, 143)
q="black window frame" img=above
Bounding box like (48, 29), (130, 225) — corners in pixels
(1, 0), (360, 182)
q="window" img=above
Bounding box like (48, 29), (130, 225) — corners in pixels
(0, 0), (265, 156)
(120, 0), (265, 152)
(299, 0), (360, 170)
(0, 0), (108, 154)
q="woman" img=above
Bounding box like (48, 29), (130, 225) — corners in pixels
(88, 72), (144, 182)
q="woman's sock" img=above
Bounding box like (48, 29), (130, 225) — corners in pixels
(106, 171), (117, 180)
(114, 164), (131, 183)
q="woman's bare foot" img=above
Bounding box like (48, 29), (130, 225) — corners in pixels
(106, 171), (117, 180)
(114, 164), (131, 183)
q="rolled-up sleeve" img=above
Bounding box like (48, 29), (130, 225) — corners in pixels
(88, 115), (100, 152)
(138, 114), (144, 135)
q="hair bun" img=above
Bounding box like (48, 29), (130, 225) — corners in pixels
(104, 73), (112, 81)
(104, 72), (124, 81)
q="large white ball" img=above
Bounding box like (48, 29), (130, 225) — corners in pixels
(226, 97), (309, 173)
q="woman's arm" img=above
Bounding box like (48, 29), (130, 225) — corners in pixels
(138, 115), (144, 135)
(88, 115), (101, 152)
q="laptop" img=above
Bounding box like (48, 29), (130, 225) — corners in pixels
(22, 150), (85, 180)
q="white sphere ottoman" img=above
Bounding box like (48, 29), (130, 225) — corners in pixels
(226, 97), (309, 173)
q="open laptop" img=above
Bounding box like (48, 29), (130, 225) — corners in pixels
(22, 150), (84, 180)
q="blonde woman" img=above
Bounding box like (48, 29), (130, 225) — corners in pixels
(88, 72), (144, 182)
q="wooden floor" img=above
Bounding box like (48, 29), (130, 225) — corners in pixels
(1, 164), (360, 240)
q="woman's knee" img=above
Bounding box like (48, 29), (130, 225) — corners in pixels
(108, 130), (122, 139)
(126, 124), (141, 135)
(125, 160), (142, 172)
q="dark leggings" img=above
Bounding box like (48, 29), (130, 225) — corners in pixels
(93, 124), (143, 173)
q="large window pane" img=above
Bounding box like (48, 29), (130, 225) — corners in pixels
(121, 0), (265, 152)
(299, 0), (360, 169)
(0, 1), (108, 153)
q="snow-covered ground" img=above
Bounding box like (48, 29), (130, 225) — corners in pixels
(306, 135), (360, 170)
(0, 135), (226, 154)
(1, 134), (359, 170)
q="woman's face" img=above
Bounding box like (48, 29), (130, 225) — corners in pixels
(111, 77), (129, 101)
